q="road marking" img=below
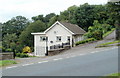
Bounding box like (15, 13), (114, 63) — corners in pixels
(22, 63), (33, 66)
(70, 55), (76, 57)
(79, 54), (85, 55)
(91, 52), (96, 53)
(66, 57), (70, 58)
(53, 58), (63, 61)
(6, 66), (17, 69)
(38, 60), (49, 64)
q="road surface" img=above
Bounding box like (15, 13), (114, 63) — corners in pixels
(2, 47), (118, 76)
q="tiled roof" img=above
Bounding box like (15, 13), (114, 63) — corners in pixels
(59, 21), (86, 35)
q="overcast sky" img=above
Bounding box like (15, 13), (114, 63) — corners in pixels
(0, 0), (109, 23)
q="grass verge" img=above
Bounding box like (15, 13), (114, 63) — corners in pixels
(96, 40), (120, 48)
(103, 28), (115, 38)
(100, 73), (120, 78)
(0, 60), (17, 67)
(108, 73), (120, 76)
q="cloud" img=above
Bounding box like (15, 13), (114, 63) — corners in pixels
(0, 0), (108, 23)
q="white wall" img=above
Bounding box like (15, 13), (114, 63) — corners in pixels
(73, 35), (84, 43)
(34, 35), (46, 56)
(46, 24), (72, 50)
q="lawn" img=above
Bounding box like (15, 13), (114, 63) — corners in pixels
(0, 60), (17, 67)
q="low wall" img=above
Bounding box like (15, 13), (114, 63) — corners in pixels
(0, 52), (14, 60)
(48, 45), (71, 56)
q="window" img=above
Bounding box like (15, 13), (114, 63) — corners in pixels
(56, 36), (61, 42)
(40, 36), (47, 41)
(67, 36), (70, 42)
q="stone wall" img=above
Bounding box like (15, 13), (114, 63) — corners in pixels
(48, 45), (71, 56)
(0, 52), (14, 60)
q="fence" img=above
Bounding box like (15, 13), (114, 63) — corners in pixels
(50, 42), (70, 50)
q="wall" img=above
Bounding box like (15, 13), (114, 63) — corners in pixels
(48, 45), (71, 56)
(34, 35), (46, 56)
(73, 34), (84, 43)
(0, 52), (14, 60)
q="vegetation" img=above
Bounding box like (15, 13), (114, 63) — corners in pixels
(108, 73), (120, 76)
(103, 28), (115, 38)
(96, 40), (120, 48)
(23, 46), (32, 53)
(0, 60), (17, 67)
(84, 20), (114, 40)
(1, 2), (119, 56)
(75, 38), (96, 46)
(16, 53), (29, 58)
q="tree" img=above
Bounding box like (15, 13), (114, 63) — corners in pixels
(44, 13), (56, 23)
(2, 16), (30, 36)
(32, 15), (44, 22)
(59, 5), (78, 24)
(2, 33), (18, 52)
(19, 20), (46, 52)
(48, 15), (60, 27)
(75, 3), (95, 31)
(107, 1), (120, 40)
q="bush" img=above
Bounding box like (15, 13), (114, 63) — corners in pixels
(0, 46), (5, 52)
(6, 48), (12, 52)
(23, 46), (32, 53)
(75, 38), (96, 46)
(16, 53), (29, 58)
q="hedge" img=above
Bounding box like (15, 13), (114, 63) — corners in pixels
(16, 53), (29, 58)
(75, 38), (96, 46)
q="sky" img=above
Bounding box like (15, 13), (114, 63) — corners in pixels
(0, 0), (109, 23)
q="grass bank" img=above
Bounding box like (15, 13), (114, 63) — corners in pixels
(0, 60), (17, 67)
(96, 40), (120, 48)
(103, 28), (115, 38)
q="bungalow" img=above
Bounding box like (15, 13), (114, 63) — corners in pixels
(31, 21), (86, 56)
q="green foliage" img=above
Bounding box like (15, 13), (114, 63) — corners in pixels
(5, 48), (12, 52)
(84, 20), (114, 40)
(107, 1), (120, 40)
(2, 33), (18, 52)
(0, 60), (17, 67)
(19, 20), (46, 51)
(75, 38), (96, 46)
(103, 28), (115, 38)
(2, 16), (30, 36)
(16, 53), (29, 58)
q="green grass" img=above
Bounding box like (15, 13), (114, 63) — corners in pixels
(0, 60), (17, 67)
(100, 73), (120, 78)
(96, 40), (120, 48)
(108, 73), (120, 76)
(103, 28), (115, 38)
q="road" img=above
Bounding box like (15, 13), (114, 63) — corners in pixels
(2, 47), (118, 76)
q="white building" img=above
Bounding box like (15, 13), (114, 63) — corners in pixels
(31, 21), (86, 56)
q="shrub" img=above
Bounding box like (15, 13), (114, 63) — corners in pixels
(16, 53), (21, 57)
(0, 46), (5, 52)
(75, 38), (96, 46)
(6, 48), (12, 52)
(23, 46), (31, 53)
(16, 53), (29, 58)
